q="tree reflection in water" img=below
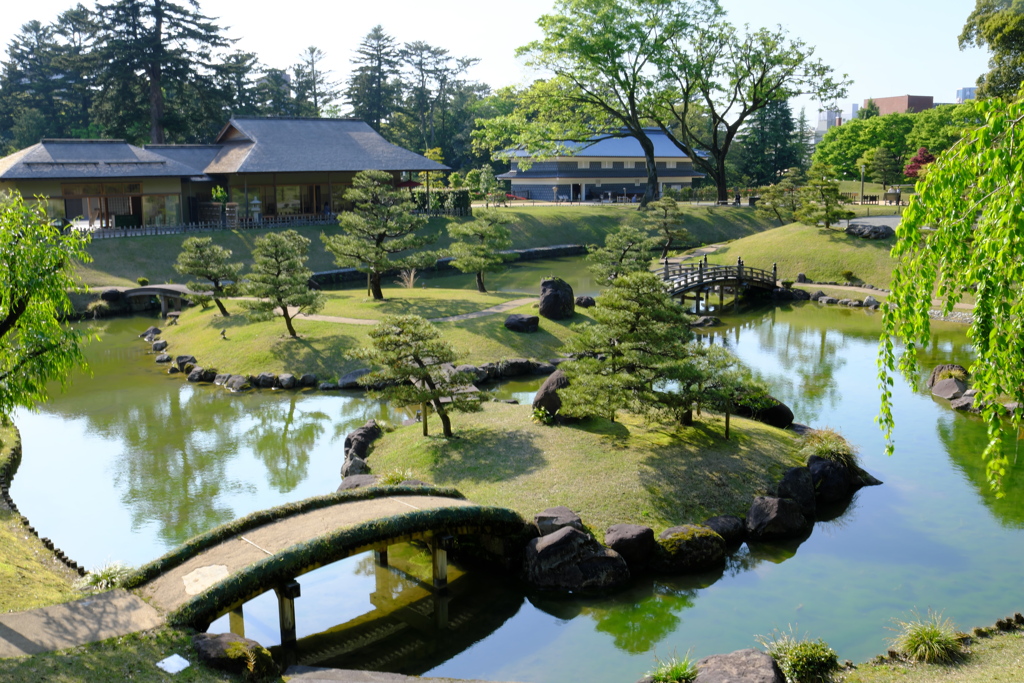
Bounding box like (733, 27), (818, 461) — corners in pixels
(242, 393), (329, 493)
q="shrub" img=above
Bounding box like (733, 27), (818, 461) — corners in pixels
(889, 609), (964, 664)
(758, 628), (839, 683)
(840, 270), (855, 283)
(938, 368), (968, 382)
(136, 277), (149, 287)
(75, 561), (133, 592)
(781, 280), (794, 289)
(798, 428), (859, 469)
(646, 652), (698, 683)
(532, 406), (555, 425)
(86, 300), (111, 319)
(379, 468), (416, 485)
(394, 268), (419, 289)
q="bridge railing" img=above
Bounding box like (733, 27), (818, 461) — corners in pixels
(656, 259), (777, 293)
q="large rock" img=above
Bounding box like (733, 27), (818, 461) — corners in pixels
(695, 648), (783, 683)
(255, 372), (277, 389)
(746, 497), (811, 541)
(735, 396), (794, 429)
(951, 394), (980, 413)
(575, 295), (596, 308)
(655, 525), (726, 573)
(534, 506), (584, 536)
(175, 355), (197, 372)
(139, 326), (161, 339)
(605, 524), (656, 572)
(702, 515), (745, 545)
(155, 354), (171, 364)
(344, 420), (382, 461)
(456, 364), (489, 383)
(928, 363), (968, 388)
(499, 358), (533, 377)
(318, 382), (341, 391)
(791, 288), (811, 301)
(808, 290), (827, 301)
(533, 369), (570, 417)
(863, 295), (880, 308)
(777, 466), (816, 518)
(337, 368), (371, 389)
(341, 457), (370, 477)
(337, 474), (380, 491)
(690, 316), (723, 327)
(524, 526), (629, 592)
(477, 362), (500, 381)
(530, 360), (557, 375)
(300, 373), (318, 387)
(151, 339), (168, 352)
(846, 222), (896, 239)
(192, 633), (276, 677)
(806, 455), (882, 504)
(820, 296), (839, 305)
(214, 373), (231, 386)
(932, 377), (967, 400)
(225, 375), (250, 392)
(187, 367), (206, 382)
(504, 314), (540, 333)
(276, 373), (296, 390)
(538, 277), (575, 320)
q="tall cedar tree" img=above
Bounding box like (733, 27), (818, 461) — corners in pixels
(344, 26), (402, 133)
(735, 99), (802, 187)
(0, 192), (91, 419)
(351, 315), (482, 437)
(447, 209), (517, 292)
(241, 230), (324, 338)
(293, 46), (340, 117)
(560, 272), (694, 422)
(796, 163), (854, 231)
(642, 196), (690, 259)
(880, 87), (1024, 491)
(322, 170), (438, 301)
(94, 0), (231, 144)
(172, 236), (242, 317)
(586, 218), (661, 286)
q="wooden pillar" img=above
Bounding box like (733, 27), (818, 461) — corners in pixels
(434, 593), (450, 630)
(229, 606), (245, 638)
(275, 580), (301, 647)
(719, 286), (724, 310)
(159, 295), (168, 316)
(432, 534), (453, 592)
(374, 548), (388, 567)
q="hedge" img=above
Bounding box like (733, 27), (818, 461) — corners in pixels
(123, 485), (467, 590)
(167, 504), (530, 629)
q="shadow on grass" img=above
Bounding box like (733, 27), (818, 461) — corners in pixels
(450, 314), (568, 358)
(426, 427), (547, 485)
(364, 295), (517, 319)
(269, 334), (361, 378)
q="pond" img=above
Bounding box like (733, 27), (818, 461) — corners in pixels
(11, 260), (1024, 682)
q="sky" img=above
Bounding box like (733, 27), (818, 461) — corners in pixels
(0, 0), (993, 125)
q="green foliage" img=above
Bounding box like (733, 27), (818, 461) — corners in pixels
(643, 197), (691, 259)
(586, 217), (661, 286)
(532, 405), (556, 425)
(813, 114), (916, 179)
(736, 99), (805, 186)
(240, 230), (324, 338)
(0, 192), (91, 420)
(351, 315), (483, 437)
(447, 209), (517, 292)
(889, 610), (964, 664)
(323, 170), (438, 300)
(123, 485), (466, 590)
(781, 280), (794, 289)
(857, 98), (880, 119)
(879, 87), (1024, 492)
(798, 428), (859, 469)
(755, 168), (803, 226)
(758, 628), (840, 683)
(647, 652), (698, 683)
(960, 0), (1024, 99)
(211, 186), (228, 205)
(85, 299), (111, 318)
(173, 236), (242, 317)
(411, 188), (472, 214)
(75, 561), (133, 592)
(136, 277), (149, 287)
(796, 163), (855, 231)
(378, 468), (416, 485)
(841, 270), (855, 282)
(168, 505), (529, 629)
(939, 367), (968, 382)
(858, 146), (905, 187)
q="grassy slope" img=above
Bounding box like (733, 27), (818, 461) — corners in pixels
(844, 632), (1024, 683)
(366, 402), (800, 533)
(77, 205), (776, 287)
(704, 223), (897, 289)
(161, 291), (587, 378)
(0, 426), (80, 613)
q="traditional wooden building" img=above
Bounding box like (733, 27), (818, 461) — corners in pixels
(0, 117), (447, 228)
(497, 130), (704, 202)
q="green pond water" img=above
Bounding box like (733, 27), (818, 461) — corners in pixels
(11, 262), (1024, 682)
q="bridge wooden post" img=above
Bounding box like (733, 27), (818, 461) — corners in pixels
(374, 547), (389, 567)
(229, 606), (245, 638)
(772, 262), (778, 285)
(719, 286), (724, 310)
(432, 534), (454, 593)
(275, 580), (301, 647)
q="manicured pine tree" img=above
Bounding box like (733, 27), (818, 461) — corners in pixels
(241, 230), (324, 338)
(447, 209), (516, 292)
(586, 217), (661, 286)
(796, 163), (854, 231)
(642, 196), (690, 259)
(173, 236), (242, 317)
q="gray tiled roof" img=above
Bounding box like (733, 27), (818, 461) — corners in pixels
(503, 130), (698, 159)
(0, 139), (205, 180)
(211, 118), (450, 173)
(144, 144), (222, 177)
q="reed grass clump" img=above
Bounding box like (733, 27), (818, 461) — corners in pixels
(646, 652), (698, 683)
(757, 627), (839, 683)
(798, 428), (859, 469)
(889, 609), (964, 664)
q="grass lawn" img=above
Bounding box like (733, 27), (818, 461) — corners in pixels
(316, 287), (522, 320)
(366, 402), (800, 533)
(0, 626), (279, 682)
(705, 223), (897, 289)
(77, 205), (776, 288)
(161, 290), (589, 378)
(844, 632), (1024, 683)
(0, 426), (81, 614)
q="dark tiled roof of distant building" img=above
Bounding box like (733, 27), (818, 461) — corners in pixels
(0, 139), (205, 179)
(503, 130), (700, 158)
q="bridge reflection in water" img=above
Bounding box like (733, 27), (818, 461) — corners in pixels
(267, 543), (523, 674)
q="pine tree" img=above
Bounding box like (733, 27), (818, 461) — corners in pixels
(586, 218), (661, 286)
(173, 237), (242, 317)
(293, 46), (340, 117)
(447, 209), (516, 292)
(642, 197), (690, 259)
(344, 26), (401, 132)
(241, 230), (324, 337)
(796, 163), (855, 231)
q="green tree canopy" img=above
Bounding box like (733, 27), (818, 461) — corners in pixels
(0, 192), (91, 419)
(560, 271), (694, 422)
(795, 163), (854, 231)
(351, 315), (482, 437)
(813, 113), (916, 178)
(857, 99), (880, 119)
(586, 217), (661, 286)
(344, 25), (402, 133)
(241, 230), (324, 338)
(322, 170), (438, 300)
(879, 88), (1024, 493)
(735, 99), (804, 187)
(960, 0), (1024, 99)
(447, 209), (516, 292)
(642, 196), (690, 259)
(755, 167), (803, 225)
(172, 236), (242, 317)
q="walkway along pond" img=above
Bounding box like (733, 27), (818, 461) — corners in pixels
(11, 298), (1024, 682)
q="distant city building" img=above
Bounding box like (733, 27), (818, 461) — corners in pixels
(868, 95), (934, 115)
(813, 109), (843, 146)
(956, 87), (977, 103)
(851, 103), (860, 120)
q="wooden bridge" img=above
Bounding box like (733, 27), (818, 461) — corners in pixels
(657, 256), (778, 310)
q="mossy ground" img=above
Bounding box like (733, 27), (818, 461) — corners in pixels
(366, 402), (800, 533)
